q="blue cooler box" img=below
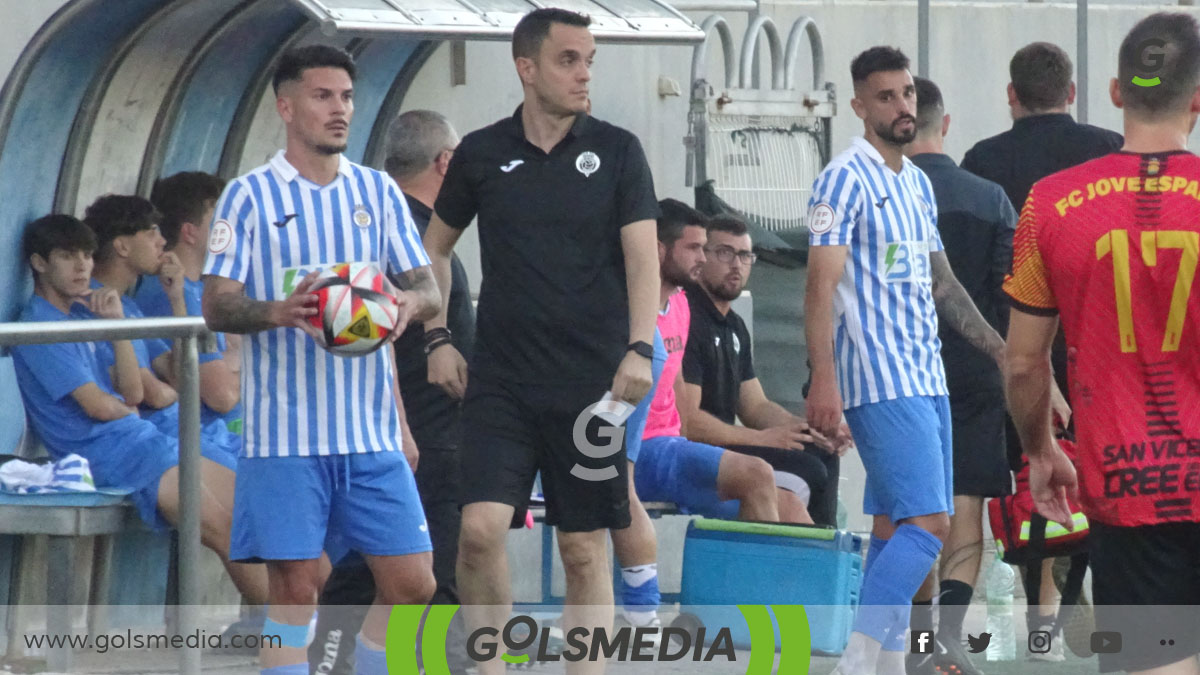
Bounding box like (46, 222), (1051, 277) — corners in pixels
(680, 518), (862, 655)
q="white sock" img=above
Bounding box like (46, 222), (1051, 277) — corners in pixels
(622, 609), (659, 627)
(835, 631), (883, 675)
(876, 648), (905, 675)
(358, 633), (385, 652)
(621, 563), (657, 588)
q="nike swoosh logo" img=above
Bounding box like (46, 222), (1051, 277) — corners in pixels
(273, 214), (297, 228)
(875, 196), (889, 209)
(500, 160), (524, 173)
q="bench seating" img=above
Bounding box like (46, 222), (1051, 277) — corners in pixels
(0, 492), (141, 671)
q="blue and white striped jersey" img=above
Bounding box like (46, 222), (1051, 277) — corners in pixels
(202, 151), (430, 458)
(807, 137), (948, 409)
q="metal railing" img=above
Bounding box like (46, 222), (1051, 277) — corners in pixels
(0, 316), (209, 675)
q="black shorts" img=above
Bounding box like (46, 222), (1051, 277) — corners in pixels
(725, 444), (830, 494)
(460, 375), (631, 532)
(727, 444), (837, 526)
(1089, 519), (1200, 673)
(948, 386), (1011, 497)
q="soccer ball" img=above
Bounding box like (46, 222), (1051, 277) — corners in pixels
(307, 262), (398, 356)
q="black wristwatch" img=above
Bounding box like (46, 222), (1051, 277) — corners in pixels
(627, 341), (654, 360)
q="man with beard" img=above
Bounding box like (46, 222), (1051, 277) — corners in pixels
(804, 47), (1007, 675)
(678, 214), (841, 525)
(202, 45), (439, 675)
(633, 200), (786, 521)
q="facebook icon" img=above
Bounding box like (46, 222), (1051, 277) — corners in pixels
(911, 630), (935, 654)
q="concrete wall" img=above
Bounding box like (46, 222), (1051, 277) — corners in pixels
(762, 0), (1200, 164)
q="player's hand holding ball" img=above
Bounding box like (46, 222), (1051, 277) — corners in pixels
(271, 269), (322, 340)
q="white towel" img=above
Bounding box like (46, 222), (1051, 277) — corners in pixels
(0, 454), (96, 493)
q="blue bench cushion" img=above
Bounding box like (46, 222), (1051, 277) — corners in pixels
(0, 487), (132, 507)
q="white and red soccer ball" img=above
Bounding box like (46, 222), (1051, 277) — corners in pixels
(307, 262), (399, 356)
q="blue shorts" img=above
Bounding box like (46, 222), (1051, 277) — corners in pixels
(624, 329), (667, 464)
(199, 419), (240, 472)
(845, 395), (954, 523)
(633, 435), (740, 518)
(230, 451), (431, 563)
(97, 431), (241, 533)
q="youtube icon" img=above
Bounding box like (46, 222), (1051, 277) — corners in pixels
(1091, 631), (1123, 654)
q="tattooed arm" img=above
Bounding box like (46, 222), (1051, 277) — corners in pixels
(388, 264), (441, 327)
(930, 250), (1006, 365)
(201, 273), (321, 338)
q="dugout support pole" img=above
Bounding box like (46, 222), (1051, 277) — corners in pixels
(176, 333), (202, 675)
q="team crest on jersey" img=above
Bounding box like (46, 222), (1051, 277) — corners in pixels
(353, 205), (372, 228)
(809, 204), (835, 234)
(732, 333), (741, 354)
(916, 196), (934, 220)
(576, 151), (600, 177)
(209, 220), (233, 254)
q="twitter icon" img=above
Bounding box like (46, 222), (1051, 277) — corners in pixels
(966, 633), (992, 653)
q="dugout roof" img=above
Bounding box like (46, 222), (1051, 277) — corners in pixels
(289, 0), (705, 43)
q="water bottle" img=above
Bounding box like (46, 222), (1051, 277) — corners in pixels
(985, 555), (1016, 661)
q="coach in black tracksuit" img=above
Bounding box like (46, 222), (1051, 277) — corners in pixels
(309, 110), (474, 675)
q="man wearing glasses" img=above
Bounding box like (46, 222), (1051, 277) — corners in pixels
(678, 214), (845, 526)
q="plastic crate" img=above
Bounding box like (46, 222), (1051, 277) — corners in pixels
(679, 518), (862, 655)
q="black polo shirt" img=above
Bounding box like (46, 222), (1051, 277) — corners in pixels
(961, 113), (1122, 399)
(392, 194), (476, 452)
(961, 113), (1123, 212)
(911, 153), (1016, 394)
(681, 284), (754, 425)
(434, 106), (659, 384)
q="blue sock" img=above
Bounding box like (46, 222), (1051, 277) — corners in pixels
(863, 535), (889, 580)
(852, 524), (942, 647)
(621, 565), (661, 615)
(262, 664), (308, 675)
(355, 634), (388, 675)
